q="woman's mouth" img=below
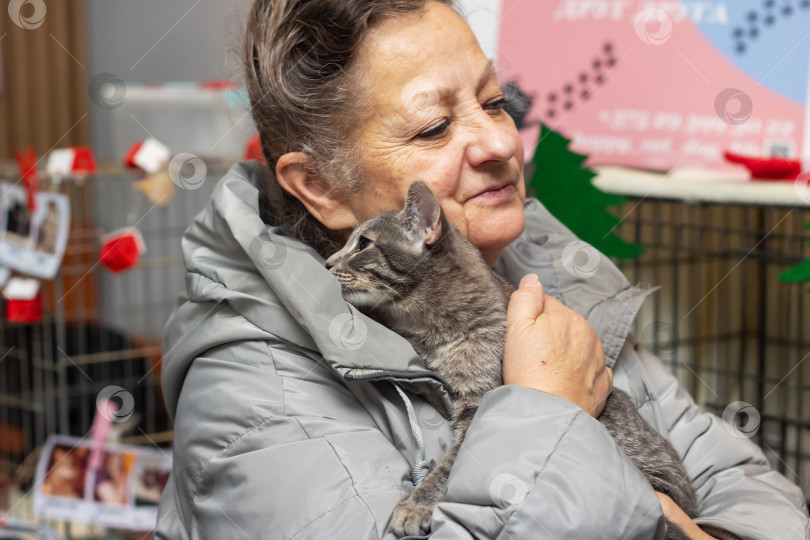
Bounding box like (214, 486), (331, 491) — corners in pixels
(468, 183), (517, 203)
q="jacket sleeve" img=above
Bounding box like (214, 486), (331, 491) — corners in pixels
(430, 336), (810, 540)
(616, 336), (809, 540)
(429, 385), (669, 539)
(159, 338), (670, 540)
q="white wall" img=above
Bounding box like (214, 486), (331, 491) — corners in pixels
(456, 0), (502, 60)
(86, 0), (253, 159)
(86, 0), (504, 159)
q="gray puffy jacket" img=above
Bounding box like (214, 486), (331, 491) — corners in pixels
(155, 161), (809, 539)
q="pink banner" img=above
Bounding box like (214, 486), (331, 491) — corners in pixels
(498, 0), (810, 172)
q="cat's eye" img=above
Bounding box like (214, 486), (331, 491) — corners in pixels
(355, 236), (373, 252)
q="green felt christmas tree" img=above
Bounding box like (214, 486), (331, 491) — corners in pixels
(527, 123), (643, 259)
(779, 221), (810, 290)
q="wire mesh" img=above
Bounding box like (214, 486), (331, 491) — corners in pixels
(0, 167), (218, 536)
(616, 198), (810, 502)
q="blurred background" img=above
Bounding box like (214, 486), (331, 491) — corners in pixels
(0, 0), (809, 538)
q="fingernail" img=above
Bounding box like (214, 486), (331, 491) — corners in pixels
(519, 273), (541, 288)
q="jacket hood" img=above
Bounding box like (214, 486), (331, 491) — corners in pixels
(161, 161), (653, 419)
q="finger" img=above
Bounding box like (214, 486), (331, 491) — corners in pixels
(537, 294), (568, 316)
(600, 367), (614, 403)
(655, 492), (672, 506)
(591, 389), (608, 418)
(507, 274), (545, 326)
(589, 368), (613, 418)
(518, 273), (541, 289)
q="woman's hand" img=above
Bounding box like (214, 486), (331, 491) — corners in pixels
(504, 274), (613, 417)
(655, 492), (717, 540)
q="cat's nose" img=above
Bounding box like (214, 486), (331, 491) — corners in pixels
(325, 254), (338, 270)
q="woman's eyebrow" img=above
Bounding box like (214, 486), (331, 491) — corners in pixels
(397, 60), (498, 119)
(476, 60), (497, 94)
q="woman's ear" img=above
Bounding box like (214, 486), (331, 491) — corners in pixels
(275, 152), (358, 231)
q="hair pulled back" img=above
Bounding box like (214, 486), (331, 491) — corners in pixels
(243, 0), (454, 256)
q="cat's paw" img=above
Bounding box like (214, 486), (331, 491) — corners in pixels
(389, 494), (434, 537)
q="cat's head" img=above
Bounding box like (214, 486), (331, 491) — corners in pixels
(326, 181), (448, 308)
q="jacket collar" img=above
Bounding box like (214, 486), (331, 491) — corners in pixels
(166, 161), (653, 415)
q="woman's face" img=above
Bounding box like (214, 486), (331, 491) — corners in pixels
(342, 1), (526, 265)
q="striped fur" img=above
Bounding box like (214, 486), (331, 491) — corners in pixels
(326, 182), (696, 538)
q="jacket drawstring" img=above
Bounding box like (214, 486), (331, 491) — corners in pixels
(392, 383), (431, 486)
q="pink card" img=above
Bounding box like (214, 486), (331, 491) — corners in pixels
(497, 1), (810, 172)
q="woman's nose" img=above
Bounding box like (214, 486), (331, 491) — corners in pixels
(464, 112), (518, 167)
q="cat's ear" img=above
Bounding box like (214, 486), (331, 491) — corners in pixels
(405, 181), (442, 246)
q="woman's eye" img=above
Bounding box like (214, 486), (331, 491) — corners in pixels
(416, 120), (451, 139)
(355, 236), (373, 252)
(485, 97), (507, 111)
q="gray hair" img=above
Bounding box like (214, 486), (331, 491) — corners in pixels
(243, 0), (454, 257)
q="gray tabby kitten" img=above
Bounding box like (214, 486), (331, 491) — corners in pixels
(326, 182), (697, 539)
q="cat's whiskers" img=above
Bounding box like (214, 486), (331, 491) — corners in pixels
(356, 279), (396, 310)
(365, 277), (400, 302)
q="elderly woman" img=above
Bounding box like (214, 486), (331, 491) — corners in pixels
(155, 1), (809, 539)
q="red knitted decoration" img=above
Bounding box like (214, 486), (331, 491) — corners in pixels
(99, 230), (145, 273)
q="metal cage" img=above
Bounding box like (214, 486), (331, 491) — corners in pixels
(0, 167), (219, 535)
(616, 196), (810, 502)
